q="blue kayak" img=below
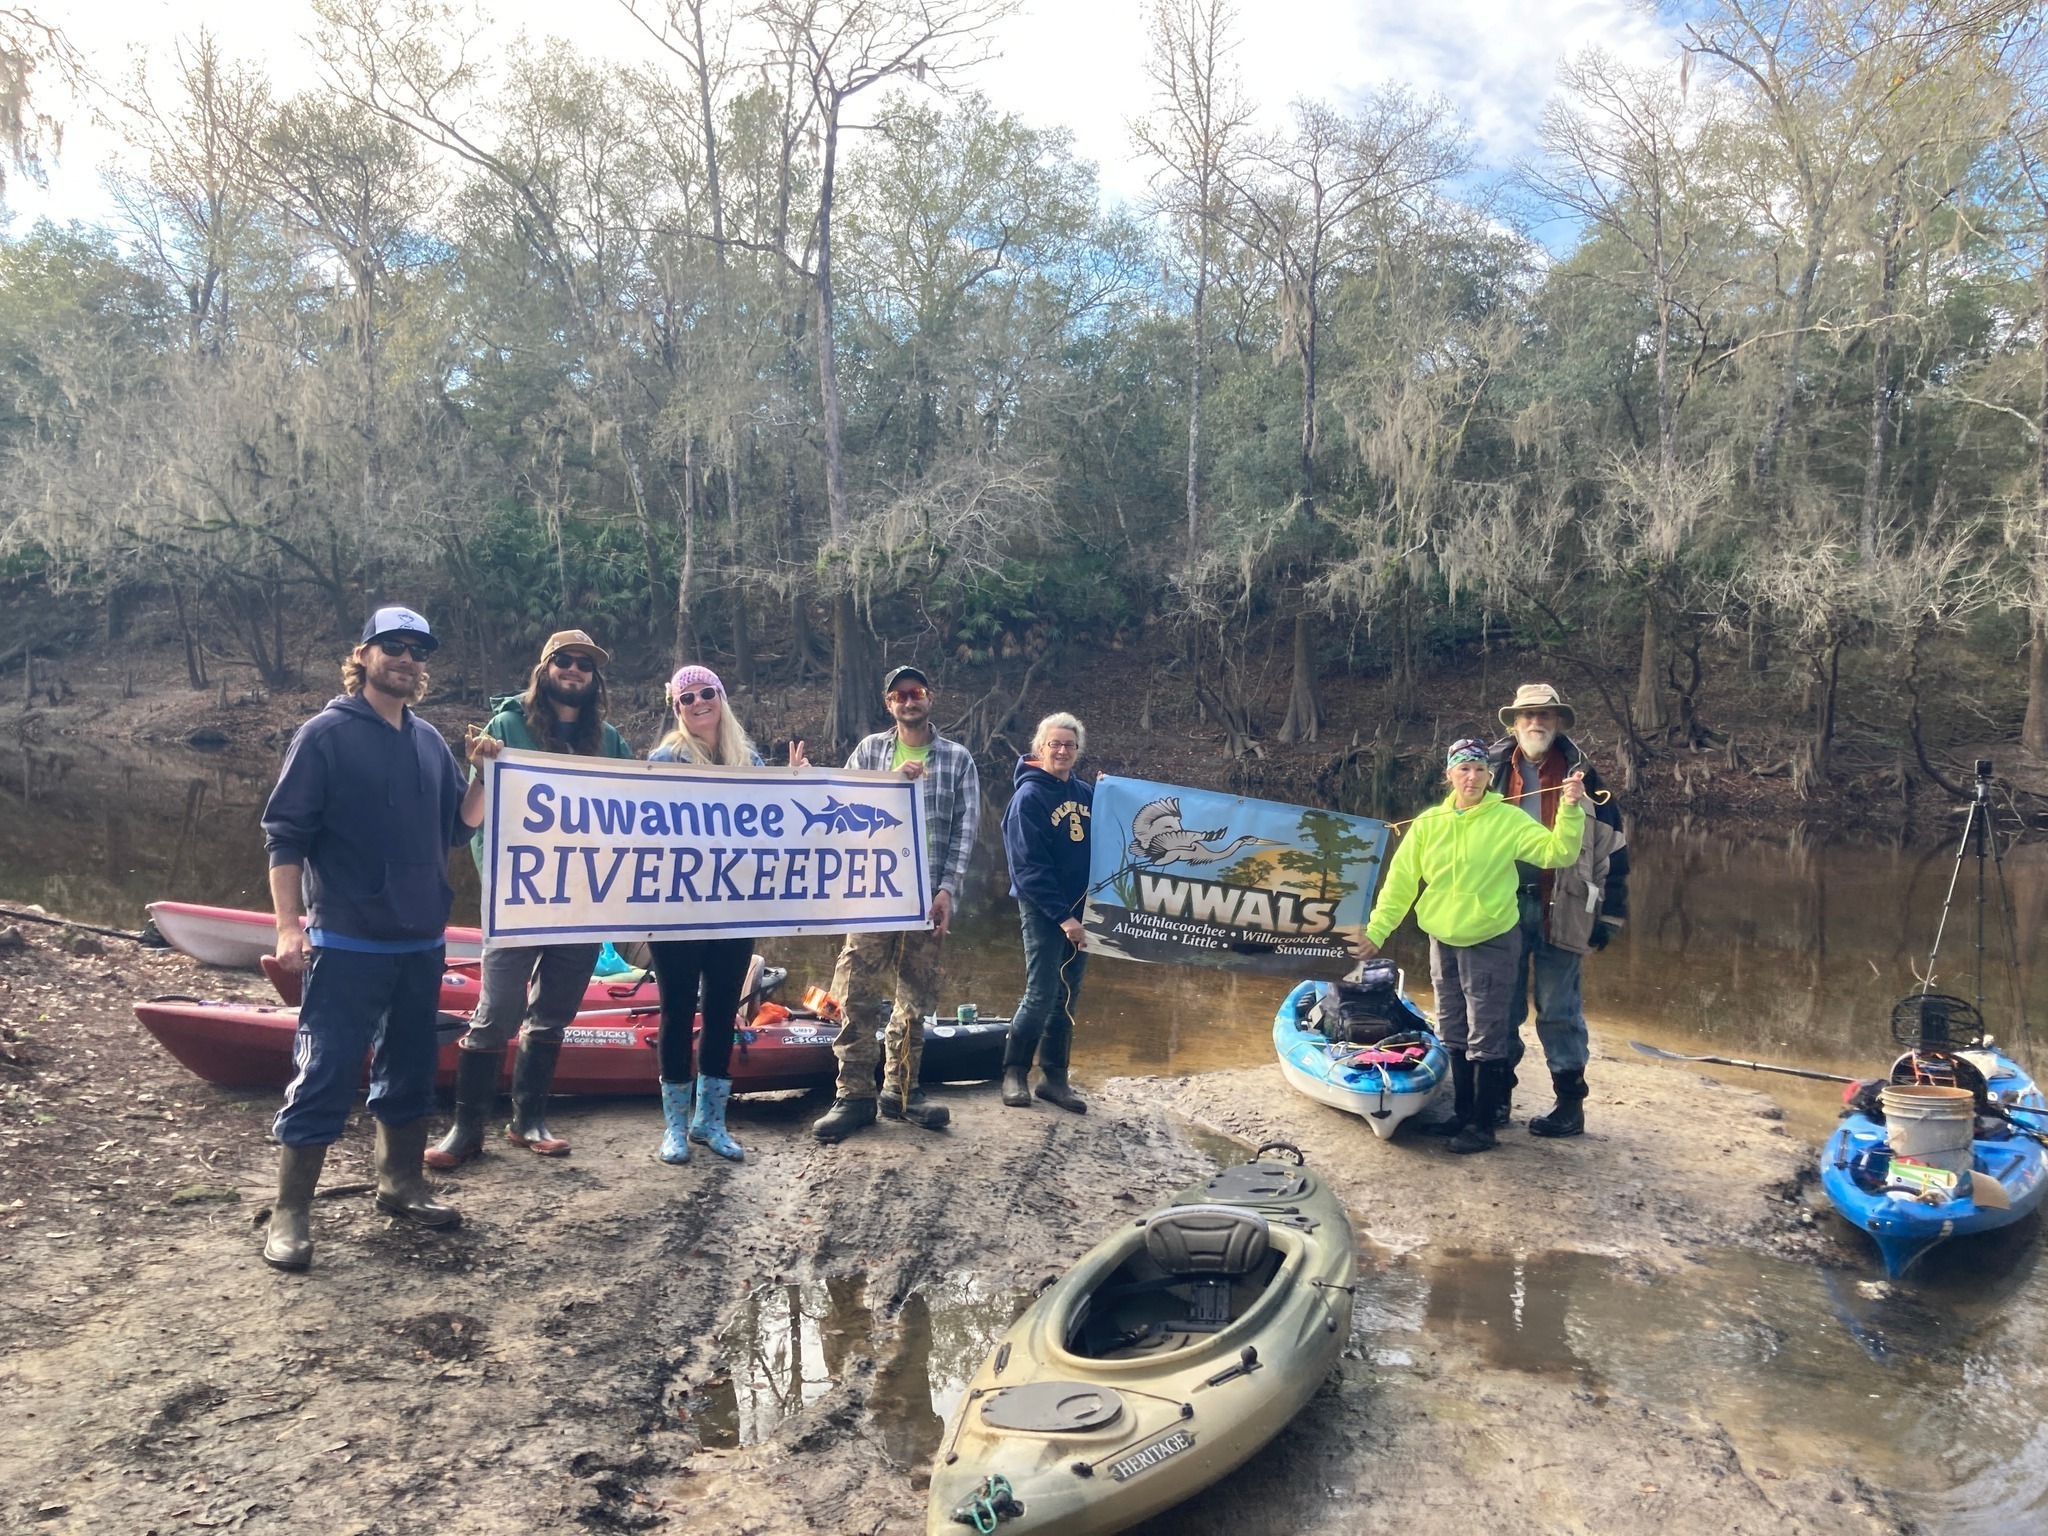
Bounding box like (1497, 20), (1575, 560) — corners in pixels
(1820, 1050), (2048, 1277)
(1273, 978), (1449, 1140)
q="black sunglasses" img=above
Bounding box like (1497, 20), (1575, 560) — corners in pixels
(548, 653), (596, 673)
(375, 638), (432, 662)
(673, 687), (721, 707)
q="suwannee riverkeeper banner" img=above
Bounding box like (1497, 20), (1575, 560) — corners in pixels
(478, 748), (930, 947)
(1081, 775), (1389, 979)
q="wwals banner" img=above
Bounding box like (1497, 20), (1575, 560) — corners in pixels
(1081, 775), (1388, 979)
(480, 748), (930, 947)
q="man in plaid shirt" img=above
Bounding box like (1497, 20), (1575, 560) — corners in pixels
(813, 665), (982, 1141)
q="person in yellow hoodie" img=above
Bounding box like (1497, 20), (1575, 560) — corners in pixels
(1355, 737), (1587, 1153)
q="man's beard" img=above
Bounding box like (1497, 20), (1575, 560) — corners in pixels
(1517, 725), (1556, 759)
(366, 659), (428, 704)
(542, 675), (592, 712)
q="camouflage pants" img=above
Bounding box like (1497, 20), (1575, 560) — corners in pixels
(829, 926), (945, 1101)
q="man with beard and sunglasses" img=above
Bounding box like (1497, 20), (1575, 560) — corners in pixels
(426, 630), (633, 1171)
(259, 607), (488, 1271)
(812, 664), (982, 1143)
(1487, 683), (1629, 1140)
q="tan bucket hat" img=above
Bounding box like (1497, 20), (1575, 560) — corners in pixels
(1497, 682), (1574, 730)
(541, 629), (612, 668)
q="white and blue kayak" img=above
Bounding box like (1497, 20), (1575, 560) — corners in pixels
(1273, 975), (1448, 1140)
(1821, 1049), (2048, 1278)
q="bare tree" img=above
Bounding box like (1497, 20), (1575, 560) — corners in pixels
(0, 6), (81, 198)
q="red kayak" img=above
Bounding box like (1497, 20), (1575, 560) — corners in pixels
(132, 996), (1008, 1096)
(259, 954), (657, 1014)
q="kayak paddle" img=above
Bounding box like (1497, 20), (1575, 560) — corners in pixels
(1628, 1040), (1858, 1084)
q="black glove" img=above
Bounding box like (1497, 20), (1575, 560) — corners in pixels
(1588, 923), (1613, 952)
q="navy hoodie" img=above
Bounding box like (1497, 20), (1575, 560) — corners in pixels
(262, 693), (471, 943)
(1003, 757), (1093, 925)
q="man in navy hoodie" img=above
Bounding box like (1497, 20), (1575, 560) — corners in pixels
(257, 607), (491, 1271)
(1000, 712), (1093, 1113)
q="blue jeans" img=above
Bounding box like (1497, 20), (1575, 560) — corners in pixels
(1004, 902), (1087, 1073)
(1510, 890), (1589, 1075)
(273, 945), (446, 1146)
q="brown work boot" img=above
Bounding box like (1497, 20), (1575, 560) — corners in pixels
(880, 1089), (951, 1131)
(812, 1096), (878, 1143)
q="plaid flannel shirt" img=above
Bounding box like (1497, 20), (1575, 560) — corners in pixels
(846, 729), (981, 900)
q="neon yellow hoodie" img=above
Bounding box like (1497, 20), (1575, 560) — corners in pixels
(1364, 792), (1585, 949)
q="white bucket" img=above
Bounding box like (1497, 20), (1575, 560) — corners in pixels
(1881, 1084), (1976, 1174)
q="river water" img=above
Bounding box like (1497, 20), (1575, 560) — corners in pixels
(5, 742), (2045, 1529)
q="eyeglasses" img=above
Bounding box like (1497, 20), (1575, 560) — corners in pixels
(673, 688), (720, 707)
(375, 638), (432, 662)
(889, 685), (929, 703)
(548, 653), (596, 673)
(1043, 740), (1079, 754)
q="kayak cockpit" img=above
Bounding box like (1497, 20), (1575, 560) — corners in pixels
(1060, 1205), (1293, 1361)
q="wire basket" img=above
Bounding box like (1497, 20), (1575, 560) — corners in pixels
(1889, 992), (1984, 1051)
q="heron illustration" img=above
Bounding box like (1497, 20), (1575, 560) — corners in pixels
(1125, 798), (1280, 867)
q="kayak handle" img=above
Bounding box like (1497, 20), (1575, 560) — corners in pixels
(1254, 1141), (1306, 1165)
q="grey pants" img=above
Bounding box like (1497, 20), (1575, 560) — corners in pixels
(458, 941), (603, 1051)
(1428, 930), (1520, 1063)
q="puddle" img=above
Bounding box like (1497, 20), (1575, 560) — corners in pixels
(688, 1272), (1030, 1459)
(1363, 1234), (2048, 1532)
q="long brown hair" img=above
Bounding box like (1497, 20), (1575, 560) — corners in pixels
(520, 660), (609, 755)
(341, 647), (430, 704)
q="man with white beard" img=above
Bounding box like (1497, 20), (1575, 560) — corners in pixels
(1487, 683), (1629, 1138)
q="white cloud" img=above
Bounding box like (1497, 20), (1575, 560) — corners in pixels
(8, 0), (1681, 230)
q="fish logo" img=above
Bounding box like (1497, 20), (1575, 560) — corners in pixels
(1126, 797), (1280, 867)
(797, 796), (906, 836)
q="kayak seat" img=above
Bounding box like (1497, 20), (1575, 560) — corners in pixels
(1143, 1205), (1270, 1330)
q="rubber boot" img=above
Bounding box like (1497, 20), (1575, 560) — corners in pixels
(1414, 1048), (1472, 1137)
(658, 1079), (694, 1164)
(506, 1036), (571, 1156)
(1034, 1064), (1087, 1115)
(426, 1045), (504, 1169)
(812, 1096), (878, 1143)
(880, 1088), (952, 1130)
(1001, 1064), (1033, 1108)
(689, 1075), (745, 1161)
(1449, 1062), (1510, 1154)
(374, 1119), (462, 1227)
(261, 1143), (327, 1271)
(1529, 1069), (1588, 1138)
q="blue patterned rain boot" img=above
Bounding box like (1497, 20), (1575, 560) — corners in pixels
(689, 1075), (745, 1162)
(658, 1079), (694, 1164)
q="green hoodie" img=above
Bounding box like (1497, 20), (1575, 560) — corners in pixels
(468, 696), (632, 870)
(1364, 791), (1584, 949)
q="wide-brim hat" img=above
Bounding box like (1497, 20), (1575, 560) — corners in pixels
(542, 629), (611, 668)
(1497, 682), (1574, 730)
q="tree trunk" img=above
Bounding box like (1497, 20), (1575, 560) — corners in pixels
(731, 587), (756, 689)
(1276, 608), (1324, 744)
(2025, 245), (2048, 758)
(825, 591), (880, 754)
(675, 456), (699, 668)
(1860, 181), (1905, 564)
(1811, 636), (1841, 783)
(1632, 601), (1663, 733)
(1186, 248), (1205, 553)
(1751, 223), (1825, 492)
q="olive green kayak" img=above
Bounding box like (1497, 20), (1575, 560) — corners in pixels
(926, 1147), (1355, 1535)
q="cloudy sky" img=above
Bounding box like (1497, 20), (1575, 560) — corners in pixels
(8, 0), (1682, 229)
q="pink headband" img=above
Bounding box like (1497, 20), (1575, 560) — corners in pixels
(668, 665), (724, 708)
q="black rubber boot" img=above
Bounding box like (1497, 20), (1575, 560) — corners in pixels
(373, 1119), (462, 1228)
(1497, 1037), (1521, 1127)
(262, 1143), (327, 1271)
(1035, 1065), (1087, 1114)
(812, 1096), (879, 1143)
(1414, 1048), (1474, 1137)
(507, 1036), (570, 1156)
(426, 1045), (503, 1169)
(1529, 1069), (1588, 1138)
(1449, 1061), (1510, 1154)
(880, 1089), (952, 1130)
(1001, 1065), (1032, 1108)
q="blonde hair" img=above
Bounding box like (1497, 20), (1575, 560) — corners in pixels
(657, 692), (757, 767)
(1033, 711), (1085, 755)
(341, 646), (430, 704)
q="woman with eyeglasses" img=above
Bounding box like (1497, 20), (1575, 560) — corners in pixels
(999, 712), (1094, 1113)
(643, 665), (808, 1164)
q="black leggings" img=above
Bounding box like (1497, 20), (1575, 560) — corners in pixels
(648, 937), (753, 1082)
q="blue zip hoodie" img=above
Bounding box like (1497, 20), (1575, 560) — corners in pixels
(1003, 757), (1093, 925)
(261, 692), (472, 943)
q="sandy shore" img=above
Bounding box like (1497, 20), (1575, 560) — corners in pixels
(0, 924), (1907, 1534)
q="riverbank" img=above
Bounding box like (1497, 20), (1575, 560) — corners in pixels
(0, 928), (1933, 1534)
